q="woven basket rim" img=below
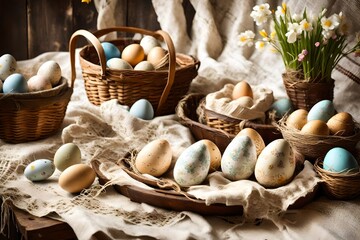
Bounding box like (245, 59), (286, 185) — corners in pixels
(314, 157), (360, 177)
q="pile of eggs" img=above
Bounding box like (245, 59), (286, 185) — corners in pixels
(102, 35), (166, 71)
(24, 143), (96, 194)
(232, 81), (254, 108)
(134, 128), (296, 188)
(0, 54), (62, 94)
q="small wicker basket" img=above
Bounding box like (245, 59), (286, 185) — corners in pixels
(69, 27), (200, 116)
(0, 78), (72, 143)
(314, 156), (360, 200)
(176, 93), (282, 152)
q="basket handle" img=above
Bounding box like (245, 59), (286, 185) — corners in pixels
(69, 26), (176, 115)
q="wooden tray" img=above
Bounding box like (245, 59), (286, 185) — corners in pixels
(91, 160), (318, 216)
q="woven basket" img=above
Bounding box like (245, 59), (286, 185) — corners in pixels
(282, 72), (334, 111)
(0, 78), (72, 143)
(314, 156), (360, 200)
(69, 27), (200, 116)
(176, 93), (282, 152)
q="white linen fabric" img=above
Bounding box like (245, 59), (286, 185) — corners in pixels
(1, 0), (360, 240)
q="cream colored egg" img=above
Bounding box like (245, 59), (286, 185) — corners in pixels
(121, 43), (145, 66)
(58, 164), (96, 193)
(200, 139), (221, 172)
(54, 143), (82, 171)
(27, 75), (52, 92)
(236, 96), (254, 108)
(255, 139), (295, 188)
(327, 112), (355, 136)
(134, 61), (155, 71)
(107, 58), (133, 70)
(37, 60), (62, 86)
(286, 109), (308, 130)
(147, 46), (166, 66)
(237, 128), (265, 156)
(232, 81), (253, 100)
(140, 36), (160, 55)
(300, 120), (329, 135)
(135, 139), (172, 177)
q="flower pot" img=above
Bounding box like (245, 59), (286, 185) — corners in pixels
(282, 72), (334, 111)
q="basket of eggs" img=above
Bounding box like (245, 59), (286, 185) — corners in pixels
(0, 54), (73, 143)
(69, 26), (200, 116)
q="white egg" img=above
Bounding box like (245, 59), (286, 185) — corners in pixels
(27, 75), (52, 92)
(37, 60), (62, 86)
(107, 58), (133, 70)
(140, 36), (160, 55)
(0, 54), (17, 81)
(134, 61), (155, 71)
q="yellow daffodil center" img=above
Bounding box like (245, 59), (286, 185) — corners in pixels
(259, 29), (268, 38)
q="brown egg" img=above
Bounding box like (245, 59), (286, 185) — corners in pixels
(59, 164), (96, 193)
(237, 128), (265, 156)
(286, 109), (308, 130)
(327, 112), (355, 136)
(200, 139), (221, 172)
(232, 81), (253, 100)
(121, 43), (145, 66)
(147, 46), (166, 66)
(300, 120), (329, 135)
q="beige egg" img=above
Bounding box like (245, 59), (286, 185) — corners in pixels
(54, 143), (82, 172)
(140, 36), (160, 55)
(27, 75), (52, 92)
(147, 46), (166, 66)
(134, 61), (155, 71)
(327, 112), (355, 136)
(135, 139), (172, 177)
(286, 109), (308, 130)
(232, 81), (253, 100)
(237, 128), (265, 156)
(236, 96), (254, 108)
(200, 139), (221, 172)
(301, 120), (329, 135)
(58, 164), (96, 193)
(121, 43), (145, 66)
(37, 60), (62, 86)
(107, 58), (133, 70)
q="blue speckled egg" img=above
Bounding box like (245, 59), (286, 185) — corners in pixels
(101, 42), (121, 61)
(221, 135), (257, 180)
(129, 99), (154, 120)
(307, 100), (335, 122)
(3, 73), (28, 93)
(24, 159), (55, 181)
(323, 147), (359, 173)
(270, 98), (294, 118)
(173, 140), (210, 187)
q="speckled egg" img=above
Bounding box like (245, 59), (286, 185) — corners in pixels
(3, 73), (28, 93)
(236, 128), (265, 156)
(134, 61), (155, 71)
(135, 139), (172, 177)
(286, 109), (308, 130)
(232, 81), (253, 100)
(301, 120), (329, 135)
(173, 140), (210, 187)
(323, 147), (359, 173)
(37, 60), (62, 86)
(27, 75), (52, 92)
(107, 58), (133, 70)
(147, 46), (166, 66)
(200, 139), (221, 173)
(24, 159), (55, 181)
(54, 143), (82, 171)
(101, 42), (121, 61)
(221, 135), (257, 180)
(307, 100), (335, 122)
(255, 139), (296, 188)
(327, 112), (355, 136)
(270, 98), (294, 118)
(129, 99), (154, 120)
(0, 54), (17, 81)
(121, 43), (145, 66)
(58, 164), (96, 193)
(140, 36), (160, 55)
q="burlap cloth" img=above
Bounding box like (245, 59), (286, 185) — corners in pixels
(1, 0), (360, 239)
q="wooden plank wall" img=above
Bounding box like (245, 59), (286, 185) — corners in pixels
(0, 0), (194, 61)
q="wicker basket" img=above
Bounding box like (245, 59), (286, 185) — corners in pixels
(0, 77), (72, 143)
(314, 156), (360, 200)
(176, 93), (282, 152)
(69, 27), (200, 116)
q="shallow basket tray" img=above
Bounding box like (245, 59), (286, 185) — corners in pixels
(69, 27), (200, 116)
(0, 77), (72, 143)
(314, 155), (360, 200)
(176, 93), (282, 152)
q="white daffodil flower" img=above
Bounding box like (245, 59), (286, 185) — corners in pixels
(285, 30), (298, 43)
(250, 3), (272, 25)
(300, 19), (313, 32)
(321, 15), (340, 31)
(255, 41), (267, 50)
(238, 30), (256, 47)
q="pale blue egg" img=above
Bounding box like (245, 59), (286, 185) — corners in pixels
(101, 42), (121, 61)
(24, 159), (55, 181)
(221, 135), (257, 180)
(129, 99), (154, 120)
(323, 147), (359, 173)
(270, 98), (294, 118)
(307, 100), (335, 122)
(173, 141), (210, 187)
(3, 73), (28, 93)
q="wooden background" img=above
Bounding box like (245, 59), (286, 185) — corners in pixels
(0, 0), (194, 61)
